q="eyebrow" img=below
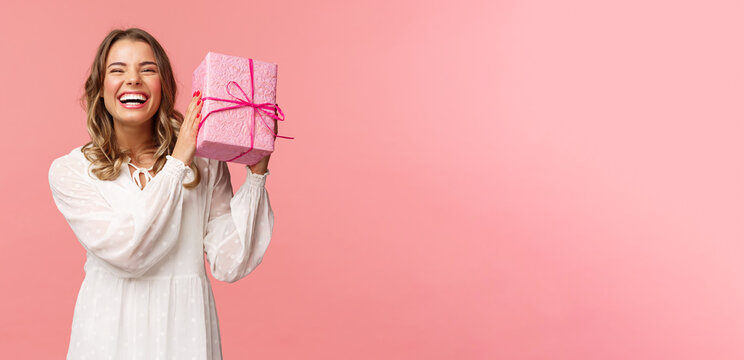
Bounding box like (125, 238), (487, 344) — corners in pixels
(107, 61), (158, 68)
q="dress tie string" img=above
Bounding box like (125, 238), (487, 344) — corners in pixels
(127, 162), (154, 189)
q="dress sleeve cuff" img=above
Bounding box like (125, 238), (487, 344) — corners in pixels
(246, 167), (269, 187)
(163, 155), (189, 181)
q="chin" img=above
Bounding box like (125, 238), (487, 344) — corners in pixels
(118, 112), (157, 124)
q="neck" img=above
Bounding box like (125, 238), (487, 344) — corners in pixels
(114, 119), (156, 162)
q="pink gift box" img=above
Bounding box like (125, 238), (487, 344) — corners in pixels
(191, 52), (280, 165)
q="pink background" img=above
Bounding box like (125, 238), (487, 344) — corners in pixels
(1, 0), (742, 359)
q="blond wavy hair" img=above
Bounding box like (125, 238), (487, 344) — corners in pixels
(79, 27), (200, 188)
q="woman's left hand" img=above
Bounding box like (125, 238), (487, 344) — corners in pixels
(247, 111), (279, 175)
(248, 153), (270, 175)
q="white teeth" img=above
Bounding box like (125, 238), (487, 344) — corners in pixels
(119, 94), (147, 101)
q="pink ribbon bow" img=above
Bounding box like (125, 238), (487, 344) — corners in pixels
(196, 58), (293, 162)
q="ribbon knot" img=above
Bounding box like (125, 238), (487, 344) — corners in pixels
(196, 58), (293, 162)
(128, 162), (154, 189)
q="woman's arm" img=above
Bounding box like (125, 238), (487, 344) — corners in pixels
(48, 155), (190, 277)
(203, 160), (274, 283)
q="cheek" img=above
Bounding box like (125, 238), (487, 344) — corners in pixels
(103, 79), (120, 98)
(151, 79), (162, 95)
(149, 79), (162, 104)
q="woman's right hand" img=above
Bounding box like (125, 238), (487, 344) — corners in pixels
(172, 91), (204, 167)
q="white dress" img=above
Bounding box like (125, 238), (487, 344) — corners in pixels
(47, 145), (274, 360)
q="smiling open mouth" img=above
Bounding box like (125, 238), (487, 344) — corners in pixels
(118, 94), (149, 109)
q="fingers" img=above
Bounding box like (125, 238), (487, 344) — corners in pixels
(186, 90), (203, 128)
(194, 92), (203, 128)
(188, 91), (202, 115)
(274, 108), (279, 134)
(193, 104), (202, 132)
(192, 92), (204, 133)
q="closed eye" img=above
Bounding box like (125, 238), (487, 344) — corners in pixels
(110, 69), (157, 73)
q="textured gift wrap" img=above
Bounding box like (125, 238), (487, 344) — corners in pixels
(192, 51), (280, 165)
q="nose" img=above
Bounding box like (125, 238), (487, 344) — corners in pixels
(125, 70), (142, 85)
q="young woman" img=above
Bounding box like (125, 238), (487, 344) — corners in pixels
(48, 28), (276, 359)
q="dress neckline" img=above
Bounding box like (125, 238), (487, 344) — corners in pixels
(126, 156), (154, 190)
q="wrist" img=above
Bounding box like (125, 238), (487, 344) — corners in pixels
(167, 155), (188, 167)
(246, 164), (268, 175)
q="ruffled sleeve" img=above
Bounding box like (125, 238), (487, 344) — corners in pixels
(203, 160), (274, 283)
(48, 154), (190, 278)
